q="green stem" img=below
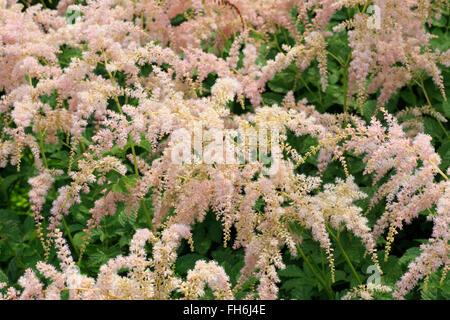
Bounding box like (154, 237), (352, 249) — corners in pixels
(38, 121), (80, 260)
(79, 138), (86, 153)
(281, 27), (289, 45)
(103, 52), (153, 231)
(273, 32), (283, 53)
(327, 226), (362, 285)
(141, 199), (154, 232)
(418, 78), (450, 140)
(104, 54), (140, 175)
(343, 54), (352, 115)
(343, 67), (349, 114)
(288, 224), (334, 299)
(130, 141), (139, 176)
(293, 69), (323, 108)
(62, 216), (80, 258)
(362, 1), (371, 14)
(295, 70), (313, 94)
(327, 51), (345, 68)
(310, 249), (331, 287)
(296, 243), (335, 299)
(38, 125), (49, 169)
(201, 0), (229, 45)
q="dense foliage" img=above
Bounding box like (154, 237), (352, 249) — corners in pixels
(0, 0), (449, 300)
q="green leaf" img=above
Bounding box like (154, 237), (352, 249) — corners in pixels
(195, 239), (211, 255)
(88, 250), (109, 267)
(0, 209), (21, 242)
(334, 270), (347, 282)
(175, 253), (205, 276)
(399, 247), (421, 267)
(170, 13), (188, 26)
(420, 271), (450, 300)
(267, 73), (295, 93)
(23, 245), (39, 258)
(363, 100), (377, 121)
(118, 206), (135, 227)
(249, 31), (267, 41)
(211, 247), (241, 266)
(0, 269), (8, 285)
(400, 90), (417, 106)
(278, 265), (303, 278)
(119, 234), (131, 248)
(23, 216), (36, 240)
(432, 15), (447, 27)
(262, 92), (284, 105)
(290, 286), (314, 299)
(206, 220), (222, 244)
(138, 139), (153, 153)
(73, 232), (88, 250)
(122, 175), (138, 189)
(442, 100), (450, 118)
(1, 174), (23, 190)
(50, 151), (71, 160)
(280, 276), (316, 291)
(438, 141), (450, 170)
(230, 261), (245, 284)
(423, 117), (443, 140)
(347, 157), (366, 174)
(112, 179), (129, 194)
(57, 45), (83, 69)
(281, 278), (303, 291)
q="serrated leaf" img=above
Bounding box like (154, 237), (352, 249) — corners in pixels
(267, 73), (295, 93)
(334, 270), (347, 282)
(281, 276), (316, 292)
(175, 253), (205, 276)
(195, 239), (211, 255)
(1, 174), (23, 190)
(363, 100), (377, 121)
(73, 232), (88, 250)
(119, 235), (131, 248)
(112, 179), (129, 194)
(400, 90), (417, 105)
(281, 278), (303, 291)
(211, 247), (240, 265)
(420, 271), (450, 300)
(278, 265), (303, 278)
(399, 247), (421, 267)
(118, 208), (134, 227)
(206, 220), (222, 244)
(0, 210), (21, 242)
(88, 251), (109, 267)
(262, 92), (284, 105)
(290, 286), (314, 299)
(438, 141), (450, 169)
(424, 117), (444, 139)
(50, 151), (71, 160)
(0, 269), (8, 285)
(138, 140), (153, 153)
(442, 100), (450, 118)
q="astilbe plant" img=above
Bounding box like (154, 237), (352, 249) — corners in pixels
(0, 0), (448, 300)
